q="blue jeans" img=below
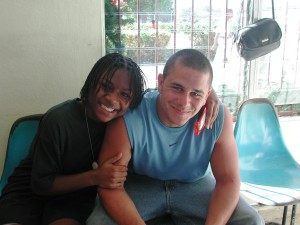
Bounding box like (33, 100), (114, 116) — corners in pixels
(87, 173), (264, 225)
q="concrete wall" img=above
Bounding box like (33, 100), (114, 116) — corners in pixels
(0, 0), (105, 176)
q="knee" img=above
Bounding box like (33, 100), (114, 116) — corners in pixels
(231, 208), (265, 225)
(229, 201), (265, 225)
(245, 209), (265, 225)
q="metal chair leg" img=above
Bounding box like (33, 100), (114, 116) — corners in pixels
(290, 204), (297, 225)
(282, 206), (288, 225)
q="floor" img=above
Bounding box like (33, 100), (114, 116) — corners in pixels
(256, 204), (299, 224)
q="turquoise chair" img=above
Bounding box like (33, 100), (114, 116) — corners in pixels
(234, 98), (300, 225)
(0, 114), (42, 195)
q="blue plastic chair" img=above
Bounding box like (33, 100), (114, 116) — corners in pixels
(234, 98), (300, 225)
(0, 114), (42, 195)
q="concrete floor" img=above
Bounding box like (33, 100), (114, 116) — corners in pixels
(256, 204), (299, 224)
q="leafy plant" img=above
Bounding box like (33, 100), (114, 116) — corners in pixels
(105, 0), (173, 54)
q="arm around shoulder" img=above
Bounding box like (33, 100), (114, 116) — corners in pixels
(205, 89), (220, 129)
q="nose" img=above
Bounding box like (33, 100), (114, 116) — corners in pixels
(177, 92), (191, 106)
(105, 91), (119, 104)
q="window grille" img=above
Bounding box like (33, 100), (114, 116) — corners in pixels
(105, 0), (300, 117)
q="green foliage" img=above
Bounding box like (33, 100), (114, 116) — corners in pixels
(178, 22), (217, 59)
(105, 0), (121, 52)
(121, 27), (172, 64)
(105, 0), (218, 63)
(105, 0), (136, 53)
(105, 0), (173, 54)
(125, 0), (172, 13)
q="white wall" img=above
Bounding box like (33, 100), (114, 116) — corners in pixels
(0, 0), (105, 176)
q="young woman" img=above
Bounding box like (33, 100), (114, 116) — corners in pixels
(0, 53), (147, 225)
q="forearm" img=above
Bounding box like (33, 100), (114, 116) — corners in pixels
(99, 188), (145, 225)
(205, 180), (240, 225)
(33, 170), (96, 195)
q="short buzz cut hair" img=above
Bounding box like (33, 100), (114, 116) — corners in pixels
(163, 49), (213, 86)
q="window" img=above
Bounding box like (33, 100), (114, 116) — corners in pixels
(254, 0), (300, 116)
(105, 0), (300, 117)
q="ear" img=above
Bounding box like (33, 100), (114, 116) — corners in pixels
(157, 73), (164, 93)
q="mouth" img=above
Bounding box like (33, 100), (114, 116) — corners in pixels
(100, 103), (120, 113)
(172, 106), (189, 115)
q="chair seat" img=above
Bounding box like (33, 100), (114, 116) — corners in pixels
(239, 167), (300, 189)
(241, 182), (300, 206)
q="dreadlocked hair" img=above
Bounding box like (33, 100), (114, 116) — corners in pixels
(80, 53), (147, 109)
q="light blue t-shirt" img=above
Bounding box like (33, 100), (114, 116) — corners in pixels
(124, 91), (224, 182)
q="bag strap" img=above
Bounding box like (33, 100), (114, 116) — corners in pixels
(252, 0), (275, 21)
(271, 0), (275, 19)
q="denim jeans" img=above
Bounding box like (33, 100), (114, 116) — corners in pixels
(87, 173), (264, 225)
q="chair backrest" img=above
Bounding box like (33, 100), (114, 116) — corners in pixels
(0, 114), (42, 195)
(234, 98), (300, 188)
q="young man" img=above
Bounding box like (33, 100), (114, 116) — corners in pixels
(87, 49), (264, 225)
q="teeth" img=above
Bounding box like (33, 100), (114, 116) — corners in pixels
(101, 104), (115, 112)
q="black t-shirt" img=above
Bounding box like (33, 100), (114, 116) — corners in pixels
(2, 99), (106, 197)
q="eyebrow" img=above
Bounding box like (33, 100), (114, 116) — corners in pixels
(171, 82), (204, 95)
(103, 79), (132, 93)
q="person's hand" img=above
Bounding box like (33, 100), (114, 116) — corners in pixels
(205, 89), (219, 129)
(93, 153), (127, 189)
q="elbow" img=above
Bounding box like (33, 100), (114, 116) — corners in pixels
(31, 176), (53, 195)
(31, 182), (49, 195)
(31, 185), (49, 195)
(216, 175), (240, 192)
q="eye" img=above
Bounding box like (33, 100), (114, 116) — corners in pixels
(100, 82), (111, 91)
(191, 92), (204, 99)
(172, 85), (183, 92)
(120, 92), (131, 100)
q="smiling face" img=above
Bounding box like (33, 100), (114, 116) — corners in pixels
(86, 68), (132, 123)
(157, 61), (212, 127)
